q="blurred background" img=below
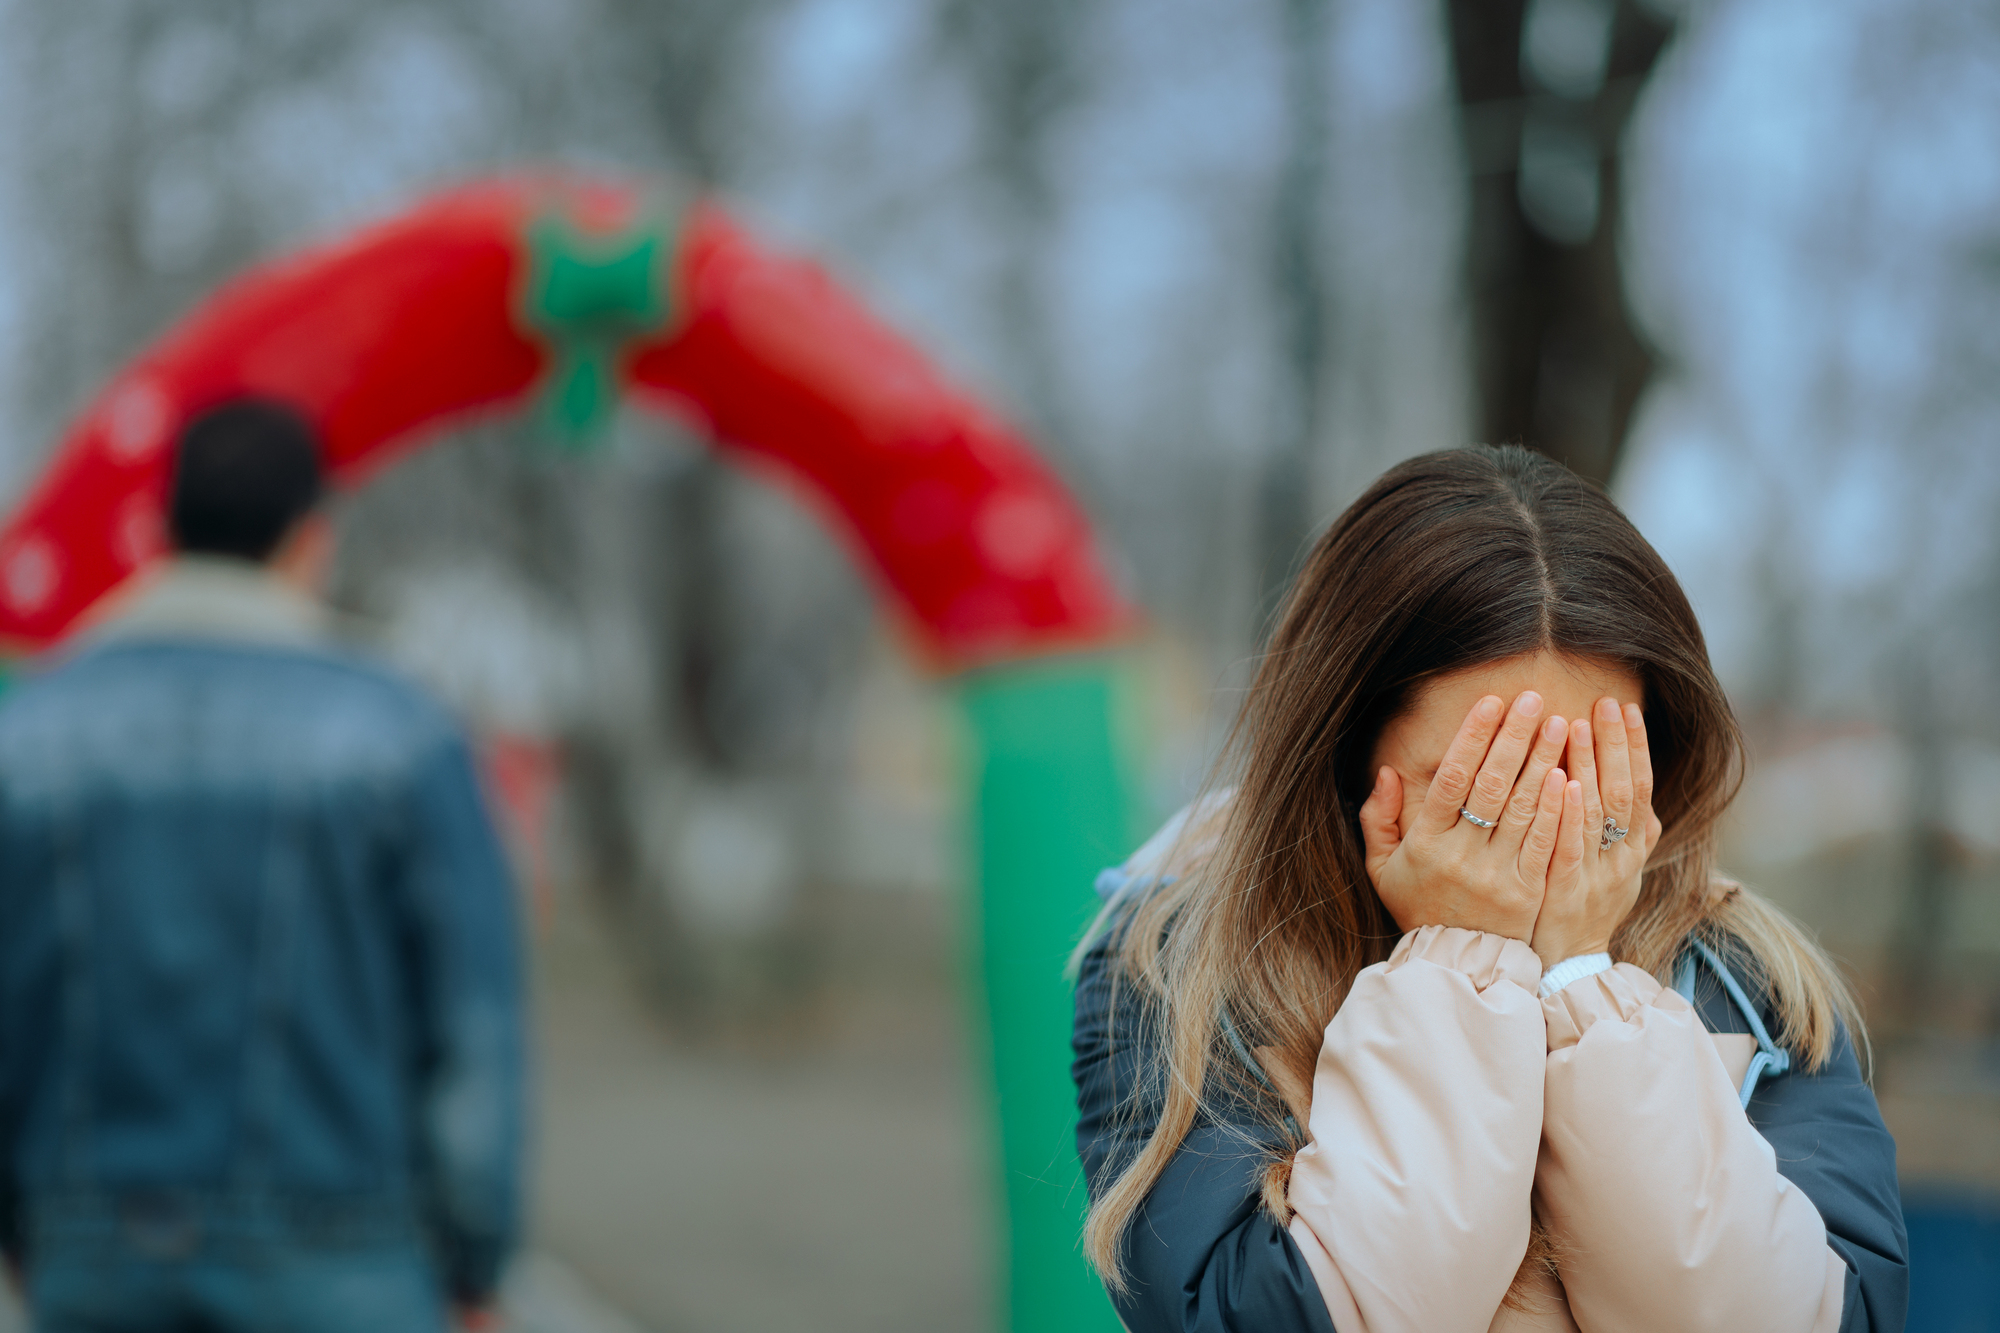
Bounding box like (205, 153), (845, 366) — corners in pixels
(0, 0), (1995, 1328)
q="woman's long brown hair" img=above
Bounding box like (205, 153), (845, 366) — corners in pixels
(1083, 445), (1862, 1298)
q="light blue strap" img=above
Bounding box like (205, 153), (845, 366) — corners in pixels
(1078, 868), (1174, 953)
(1682, 938), (1792, 1108)
(1219, 1004), (1303, 1144)
(1093, 867), (1176, 904)
(1673, 951), (1698, 1003)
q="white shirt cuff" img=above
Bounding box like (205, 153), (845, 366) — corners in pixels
(1538, 952), (1614, 998)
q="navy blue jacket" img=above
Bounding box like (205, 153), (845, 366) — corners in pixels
(0, 622), (525, 1302)
(1072, 903), (1908, 1332)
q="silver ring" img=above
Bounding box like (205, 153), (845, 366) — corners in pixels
(1600, 817), (1629, 850)
(1458, 807), (1497, 829)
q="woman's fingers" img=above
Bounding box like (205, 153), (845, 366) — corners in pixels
(1594, 697), (1635, 839)
(1553, 777), (1588, 883)
(1358, 766), (1404, 878)
(1518, 764), (1567, 881)
(1568, 717), (1602, 850)
(1496, 712), (1568, 851)
(1459, 691), (1543, 827)
(1415, 695), (1506, 834)
(1625, 702), (1655, 845)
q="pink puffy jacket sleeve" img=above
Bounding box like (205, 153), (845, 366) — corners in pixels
(1285, 926), (1547, 1333)
(1536, 964), (1848, 1332)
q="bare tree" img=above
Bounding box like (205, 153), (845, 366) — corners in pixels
(1446, 0), (1673, 485)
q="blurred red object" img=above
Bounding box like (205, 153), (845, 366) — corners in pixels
(482, 732), (562, 926)
(0, 175), (1132, 671)
(630, 205), (1130, 670)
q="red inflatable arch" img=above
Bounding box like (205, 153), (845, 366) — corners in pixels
(0, 176), (1132, 669)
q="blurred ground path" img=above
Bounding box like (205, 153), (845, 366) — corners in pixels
(528, 882), (993, 1332)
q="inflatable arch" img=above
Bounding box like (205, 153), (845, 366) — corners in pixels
(0, 176), (1135, 1332)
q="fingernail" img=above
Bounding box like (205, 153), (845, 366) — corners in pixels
(1568, 780), (1583, 796)
(1599, 698), (1620, 725)
(1373, 767), (1389, 794)
(1477, 696), (1502, 721)
(1543, 716), (1565, 743)
(1518, 691), (1542, 717)
(1625, 703), (1643, 729)
(1551, 767), (1566, 783)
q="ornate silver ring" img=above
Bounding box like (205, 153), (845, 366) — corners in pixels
(1600, 818), (1630, 850)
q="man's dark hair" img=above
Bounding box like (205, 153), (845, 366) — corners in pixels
(168, 398), (325, 562)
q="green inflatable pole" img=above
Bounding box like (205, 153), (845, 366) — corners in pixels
(958, 654), (1135, 1333)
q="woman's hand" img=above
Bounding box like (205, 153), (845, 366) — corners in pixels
(1528, 698), (1663, 968)
(1360, 690), (1573, 942)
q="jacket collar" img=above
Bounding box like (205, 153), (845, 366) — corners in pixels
(91, 555), (329, 650)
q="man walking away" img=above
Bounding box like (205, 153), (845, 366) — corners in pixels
(0, 400), (526, 1331)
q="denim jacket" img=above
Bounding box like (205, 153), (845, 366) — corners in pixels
(0, 560), (526, 1302)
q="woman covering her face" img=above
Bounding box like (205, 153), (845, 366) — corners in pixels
(1072, 446), (1907, 1332)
